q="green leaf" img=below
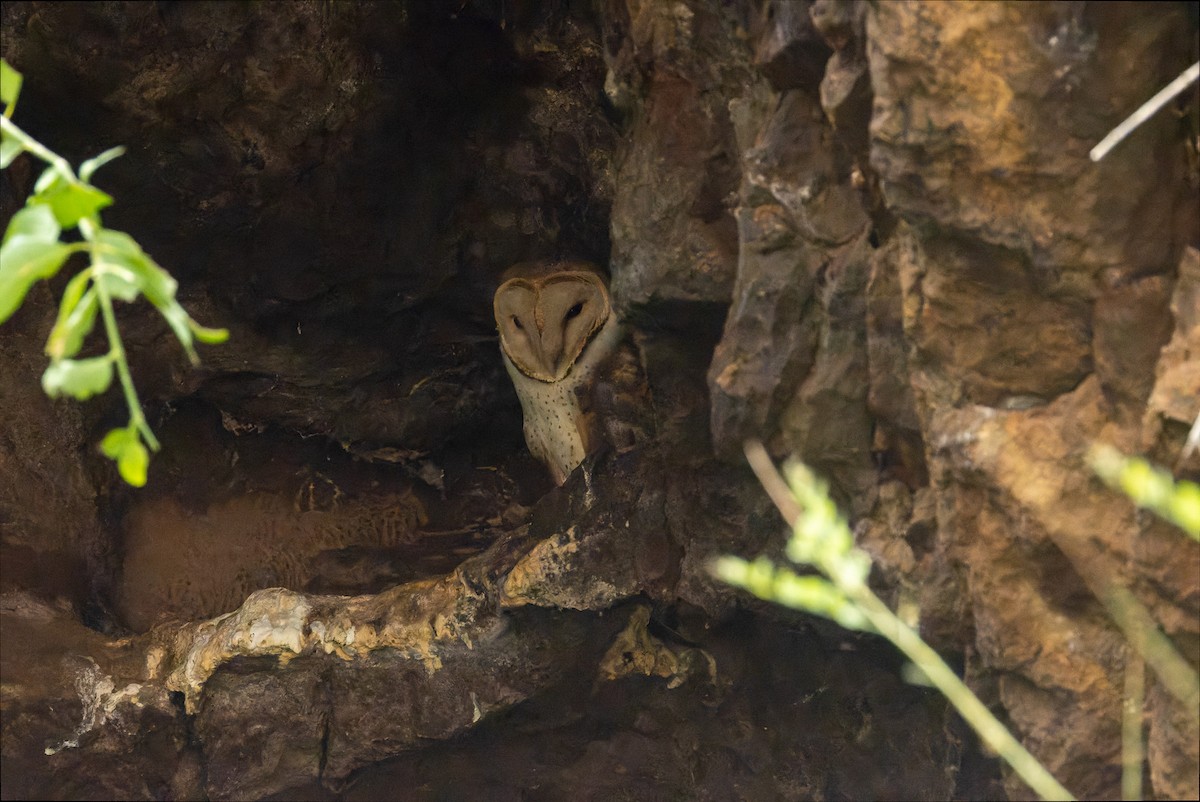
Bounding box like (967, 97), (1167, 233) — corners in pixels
(31, 178), (114, 229)
(0, 133), (23, 168)
(79, 146), (126, 183)
(41, 356), (114, 400)
(100, 427), (136, 459)
(1091, 444), (1200, 537)
(57, 269), (92, 320)
(0, 59), (22, 116)
(46, 285), (99, 360)
(1118, 459), (1159, 506)
(189, 319), (230, 344)
(93, 229), (198, 361)
(93, 230), (176, 302)
(5, 204), (62, 244)
(95, 266), (141, 302)
(0, 237), (72, 323)
(770, 571), (870, 630)
(99, 427), (149, 487)
(117, 438), (149, 487)
(159, 302), (198, 363)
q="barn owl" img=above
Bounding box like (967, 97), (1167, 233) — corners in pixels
(494, 260), (632, 485)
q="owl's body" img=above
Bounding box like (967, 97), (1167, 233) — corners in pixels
(494, 261), (642, 485)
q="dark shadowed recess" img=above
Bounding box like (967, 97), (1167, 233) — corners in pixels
(1, 0), (624, 628)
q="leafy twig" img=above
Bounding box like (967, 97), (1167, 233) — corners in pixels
(1089, 443), (1200, 540)
(0, 59), (226, 485)
(713, 441), (1076, 801)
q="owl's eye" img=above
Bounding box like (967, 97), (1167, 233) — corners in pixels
(564, 302), (583, 321)
(512, 315), (523, 330)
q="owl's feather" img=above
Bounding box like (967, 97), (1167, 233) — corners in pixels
(495, 260), (635, 485)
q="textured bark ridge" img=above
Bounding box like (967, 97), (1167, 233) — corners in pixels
(1, 2), (1197, 799)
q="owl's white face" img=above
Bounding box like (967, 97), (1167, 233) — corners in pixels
(494, 271), (611, 383)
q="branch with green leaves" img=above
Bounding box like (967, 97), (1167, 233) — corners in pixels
(1085, 443), (1200, 800)
(712, 441), (1076, 801)
(1089, 443), (1200, 540)
(1, 59), (227, 486)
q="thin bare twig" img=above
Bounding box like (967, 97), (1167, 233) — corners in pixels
(1091, 62), (1200, 162)
(743, 440), (802, 525)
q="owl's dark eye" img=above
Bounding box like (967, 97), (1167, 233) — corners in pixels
(512, 315), (523, 330)
(564, 302), (583, 320)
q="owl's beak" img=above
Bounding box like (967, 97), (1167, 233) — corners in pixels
(536, 321), (570, 381)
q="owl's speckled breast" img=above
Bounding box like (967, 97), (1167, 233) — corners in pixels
(500, 314), (621, 485)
